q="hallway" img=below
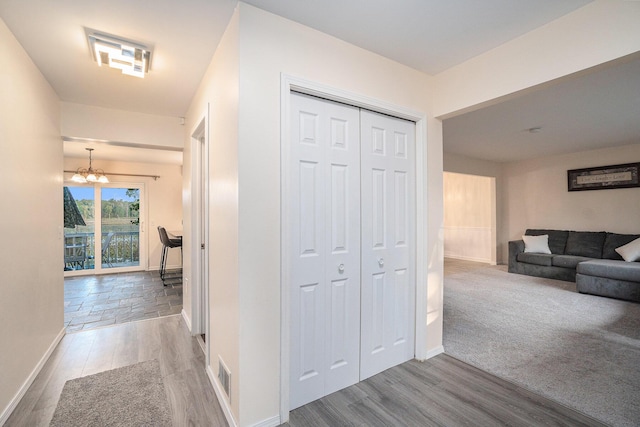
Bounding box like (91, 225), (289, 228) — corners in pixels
(5, 315), (227, 426)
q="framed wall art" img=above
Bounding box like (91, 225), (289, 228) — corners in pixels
(568, 162), (640, 192)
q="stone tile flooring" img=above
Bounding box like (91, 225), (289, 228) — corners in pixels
(64, 269), (183, 332)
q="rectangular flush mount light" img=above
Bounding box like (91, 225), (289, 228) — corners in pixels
(86, 29), (151, 78)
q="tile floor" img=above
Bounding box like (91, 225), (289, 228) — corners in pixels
(64, 269), (182, 332)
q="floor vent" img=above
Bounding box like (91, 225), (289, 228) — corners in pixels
(218, 356), (231, 401)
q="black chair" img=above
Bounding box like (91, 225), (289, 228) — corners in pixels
(158, 226), (182, 285)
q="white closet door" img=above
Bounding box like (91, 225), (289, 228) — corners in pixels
(360, 110), (416, 380)
(289, 93), (361, 409)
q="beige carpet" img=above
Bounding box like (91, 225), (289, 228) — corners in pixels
(50, 359), (171, 427)
(443, 262), (640, 427)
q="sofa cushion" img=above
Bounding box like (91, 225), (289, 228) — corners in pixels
(523, 234), (551, 254)
(525, 229), (569, 255)
(615, 237), (640, 262)
(517, 252), (554, 267)
(603, 233), (640, 260)
(565, 231), (607, 258)
(577, 260), (640, 282)
(552, 255), (593, 269)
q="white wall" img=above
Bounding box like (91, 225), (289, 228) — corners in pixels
(502, 143), (640, 261)
(183, 7), (241, 421)
(444, 172), (496, 264)
(236, 4), (441, 425)
(0, 18), (64, 422)
(63, 157), (183, 271)
(433, 0), (640, 118)
(61, 102), (184, 149)
(183, 3), (443, 425)
(444, 152), (504, 263)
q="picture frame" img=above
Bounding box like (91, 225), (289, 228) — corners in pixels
(568, 162), (640, 192)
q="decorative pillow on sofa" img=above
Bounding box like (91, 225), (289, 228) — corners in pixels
(603, 233), (640, 260)
(615, 237), (640, 262)
(525, 229), (569, 254)
(523, 234), (551, 254)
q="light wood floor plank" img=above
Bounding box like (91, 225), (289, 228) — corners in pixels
(4, 315), (228, 427)
(284, 355), (606, 427)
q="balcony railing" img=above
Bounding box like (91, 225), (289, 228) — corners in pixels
(64, 231), (140, 270)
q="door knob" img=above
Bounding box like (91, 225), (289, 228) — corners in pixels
(338, 264), (345, 274)
(378, 258), (384, 267)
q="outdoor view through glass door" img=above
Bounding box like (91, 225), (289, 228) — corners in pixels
(64, 184), (144, 274)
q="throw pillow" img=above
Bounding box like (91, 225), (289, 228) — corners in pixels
(523, 234), (551, 254)
(615, 237), (640, 262)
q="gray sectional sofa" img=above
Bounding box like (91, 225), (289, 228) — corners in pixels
(509, 229), (640, 302)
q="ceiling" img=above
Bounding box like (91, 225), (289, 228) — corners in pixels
(443, 55), (640, 163)
(242, 0), (591, 75)
(3, 0), (637, 166)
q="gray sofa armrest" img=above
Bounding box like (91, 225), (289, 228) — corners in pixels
(508, 240), (525, 273)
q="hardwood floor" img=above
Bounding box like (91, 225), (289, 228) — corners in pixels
(8, 265), (605, 427)
(284, 354), (605, 427)
(4, 315), (227, 427)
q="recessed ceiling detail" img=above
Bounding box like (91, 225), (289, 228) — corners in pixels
(86, 29), (152, 78)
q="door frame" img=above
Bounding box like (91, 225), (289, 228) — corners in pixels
(190, 105), (210, 364)
(280, 74), (428, 421)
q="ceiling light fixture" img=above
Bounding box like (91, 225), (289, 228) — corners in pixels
(71, 148), (109, 183)
(86, 29), (151, 78)
(527, 127), (543, 133)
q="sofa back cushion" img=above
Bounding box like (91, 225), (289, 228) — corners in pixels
(602, 233), (640, 260)
(525, 229), (569, 255)
(565, 231), (607, 258)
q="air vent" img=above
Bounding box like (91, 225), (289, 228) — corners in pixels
(218, 356), (231, 401)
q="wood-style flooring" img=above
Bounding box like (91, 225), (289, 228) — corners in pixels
(8, 262), (604, 427)
(4, 315), (227, 427)
(284, 354), (604, 427)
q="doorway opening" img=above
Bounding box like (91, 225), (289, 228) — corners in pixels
(443, 172), (497, 265)
(190, 109), (210, 361)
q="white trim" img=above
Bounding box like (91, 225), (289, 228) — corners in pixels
(189, 105), (210, 370)
(0, 327), (65, 424)
(207, 365), (238, 427)
(181, 308), (192, 331)
(280, 73), (429, 421)
(250, 415), (281, 427)
(443, 254), (496, 265)
(424, 345), (445, 360)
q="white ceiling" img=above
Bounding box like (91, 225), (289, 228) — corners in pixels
(443, 56), (640, 163)
(0, 0), (236, 118)
(2, 0), (636, 166)
(242, 0), (591, 75)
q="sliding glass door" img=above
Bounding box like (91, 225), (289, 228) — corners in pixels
(64, 186), (95, 271)
(64, 183), (145, 275)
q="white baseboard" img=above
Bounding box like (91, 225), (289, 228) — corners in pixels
(444, 254), (495, 264)
(207, 364), (238, 427)
(181, 309), (192, 332)
(150, 264), (183, 271)
(250, 415), (281, 427)
(0, 327), (66, 425)
(424, 345), (445, 360)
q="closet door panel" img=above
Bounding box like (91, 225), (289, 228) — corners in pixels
(360, 110), (416, 380)
(289, 93), (361, 409)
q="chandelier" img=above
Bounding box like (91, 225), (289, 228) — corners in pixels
(71, 148), (109, 183)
